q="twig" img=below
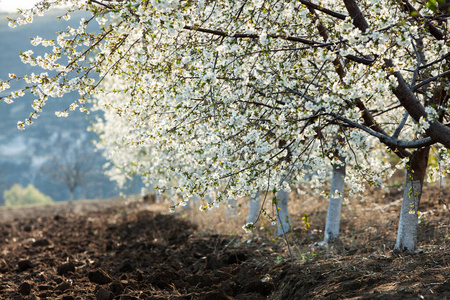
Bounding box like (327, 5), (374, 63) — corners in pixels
(411, 70), (450, 92)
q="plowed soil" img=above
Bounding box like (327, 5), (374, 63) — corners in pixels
(0, 188), (449, 300)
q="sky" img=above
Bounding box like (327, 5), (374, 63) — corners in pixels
(0, 0), (41, 13)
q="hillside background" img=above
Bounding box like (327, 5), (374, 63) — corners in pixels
(0, 9), (141, 203)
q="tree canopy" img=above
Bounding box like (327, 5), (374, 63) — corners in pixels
(1, 0), (449, 210)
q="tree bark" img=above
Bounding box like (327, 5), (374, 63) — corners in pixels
(190, 195), (199, 208)
(276, 189), (291, 236)
(395, 147), (430, 252)
(226, 198), (237, 219)
(343, 0), (369, 32)
(69, 190), (74, 203)
(321, 158), (346, 244)
(154, 190), (162, 203)
(246, 190), (261, 224)
(385, 59), (450, 148)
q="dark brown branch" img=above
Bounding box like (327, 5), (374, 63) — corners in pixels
(384, 59), (428, 123)
(310, 2), (406, 155)
(185, 25), (375, 65)
(411, 70), (450, 92)
(89, 0), (113, 9)
(343, 0), (369, 32)
(419, 53), (450, 70)
(354, 99), (411, 158)
(183, 26), (228, 37)
(400, 0), (444, 40)
(183, 25), (321, 45)
(237, 100), (281, 110)
(385, 59), (450, 148)
(299, 0), (347, 20)
(345, 54), (375, 65)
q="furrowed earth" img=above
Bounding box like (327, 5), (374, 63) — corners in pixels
(0, 184), (449, 300)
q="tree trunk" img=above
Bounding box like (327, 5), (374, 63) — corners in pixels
(154, 190), (162, 203)
(276, 189), (291, 236)
(69, 189), (74, 203)
(182, 197), (192, 211)
(321, 159), (346, 244)
(190, 195), (199, 208)
(167, 188), (175, 205)
(439, 152), (446, 189)
(395, 147), (430, 252)
(226, 198), (237, 219)
(246, 190), (261, 224)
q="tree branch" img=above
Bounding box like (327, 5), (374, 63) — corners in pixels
(392, 111), (409, 139)
(411, 70), (450, 92)
(299, 0), (347, 20)
(89, 0), (113, 9)
(419, 53), (450, 70)
(343, 0), (369, 32)
(384, 59), (450, 148)
(400, 0), (444, 40)
(183, 25), (321, 45)
(327, 112), (434, 149)
(345, 54), (375, 65)
(237, 100), (281, 110)
(184, 25), (375, 65)
(354, 99), (411, 157)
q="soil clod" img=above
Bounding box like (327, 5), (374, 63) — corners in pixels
(95, 287), (114, 300)
(89, 269), (113, 285)
(0, 193), (448, 299)
(18, 282), (32, 295)
(17, 259), (33, 271)
(57, 262), (76, 275)
(31, 239), (50, 247)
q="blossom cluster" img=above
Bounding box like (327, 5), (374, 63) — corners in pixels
(1, 0), (449, 217)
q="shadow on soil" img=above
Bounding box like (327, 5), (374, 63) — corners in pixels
(0, 193), (449, 299)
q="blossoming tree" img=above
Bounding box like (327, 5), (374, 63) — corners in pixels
(1, 0), (449, 252)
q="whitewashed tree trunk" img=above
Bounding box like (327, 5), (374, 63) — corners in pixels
(440, 174), (446, 189)
(190, 195), (199, 207)
(226, 198), (237, 219)
(321, 160), (346, 244)
(181, 197), (192, 211)
(246, 190), (261, 224)
(167, 188), (175, 205)
(395, 147), (430, 252)
(439, 154), (446, 189)
(395, 180), (422, 251)
(276, 189), (291, 236)
(154, 190), (162, 203)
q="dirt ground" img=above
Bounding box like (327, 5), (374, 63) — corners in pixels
(0, 182), (449, 300)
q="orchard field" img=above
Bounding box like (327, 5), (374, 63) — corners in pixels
(0, 179), (448, 300)
(1, 0), (450, 299)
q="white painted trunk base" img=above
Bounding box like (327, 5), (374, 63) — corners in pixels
(246, 191), (261, 224)
(320, 162), (346, 245)
(226, 198), (237, 219)
(154, 190), (162, 204)
(395, 180), (422, 252)
(276, 190), (291, 236)
(182, 195), (200, 211)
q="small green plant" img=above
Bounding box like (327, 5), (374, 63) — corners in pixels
(296, 249), (320, 261)
(275, 254), (283, 263)
(3, 184), (53, 207)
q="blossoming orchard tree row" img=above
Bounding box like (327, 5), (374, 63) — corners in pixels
(1, 0), (449, 252)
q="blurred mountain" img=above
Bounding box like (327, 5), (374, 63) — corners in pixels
(0, 10), (141, 203)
